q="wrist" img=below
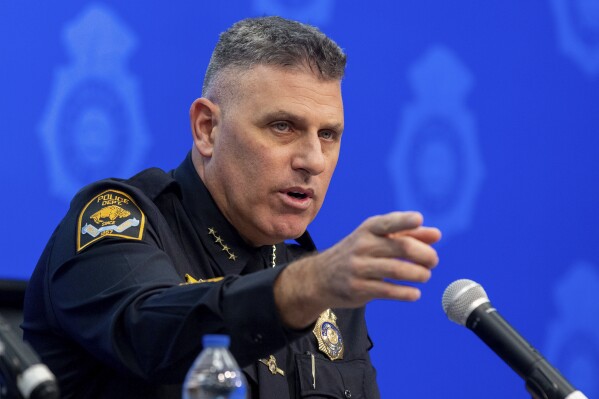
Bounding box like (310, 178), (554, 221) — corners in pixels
(273, 255), (327, 329)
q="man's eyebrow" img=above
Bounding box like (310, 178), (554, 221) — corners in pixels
(260, 110), (304, 123)
(260, 110), (344, 131)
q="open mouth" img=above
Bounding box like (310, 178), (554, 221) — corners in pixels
(279, 188), (313, 209)
(287, 191), (308, 200)
(281, 187), (313, 202)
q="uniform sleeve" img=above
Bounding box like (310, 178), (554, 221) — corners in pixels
(46, 223), (299, 384)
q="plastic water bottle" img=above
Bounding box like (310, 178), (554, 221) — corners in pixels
(182, 335), (247, 399)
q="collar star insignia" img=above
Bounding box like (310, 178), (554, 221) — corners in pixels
(207, 227), (237, 261)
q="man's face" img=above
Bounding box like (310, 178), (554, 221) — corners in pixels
(200, 65), (344, 246)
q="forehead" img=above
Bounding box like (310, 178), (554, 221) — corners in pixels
(220, 65), (344, 123)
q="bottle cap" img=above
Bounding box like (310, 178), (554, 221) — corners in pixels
(202, 334), (230, 348)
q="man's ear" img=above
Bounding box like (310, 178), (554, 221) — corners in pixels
(190, 97), (219, 157)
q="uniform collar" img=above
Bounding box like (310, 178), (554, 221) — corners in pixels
(173, 153), (276, 274)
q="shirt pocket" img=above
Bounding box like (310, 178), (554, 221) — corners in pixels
(295, 352), (367, 399)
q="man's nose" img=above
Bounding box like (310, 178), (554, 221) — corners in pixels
(291, 134), (326, 176)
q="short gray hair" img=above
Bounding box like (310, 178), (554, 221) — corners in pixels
(202, 16), (347, 96)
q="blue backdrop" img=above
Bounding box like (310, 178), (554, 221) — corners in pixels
(2, 1), (599, 397)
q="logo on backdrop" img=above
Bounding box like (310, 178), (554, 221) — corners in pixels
(551, 0), (599, 76)
(544, 261), (599, 398)
(252, 0), (334, 25)
(39, 4), (149, 202)
(387, 46), (484, 240)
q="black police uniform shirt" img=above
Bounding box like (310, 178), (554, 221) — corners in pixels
(23, 153), (381, 399)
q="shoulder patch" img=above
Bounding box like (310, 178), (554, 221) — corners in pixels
(77, 189), (146, 252)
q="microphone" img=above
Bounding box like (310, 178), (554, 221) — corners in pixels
(442, 279), (587, 399)
(0, 315), (59, 399)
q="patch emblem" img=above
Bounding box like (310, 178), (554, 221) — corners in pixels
(77, 189), (145, 251)
(312, 309), (344, 361)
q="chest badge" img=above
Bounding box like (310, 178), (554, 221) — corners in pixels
(313, 309), (344, 360)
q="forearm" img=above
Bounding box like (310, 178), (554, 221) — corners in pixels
(273, 253), (330, 329)
(50, 242), (298, 380)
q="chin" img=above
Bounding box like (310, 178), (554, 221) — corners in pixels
(270, 222), (309, 241)
(257, 212), (314, 243)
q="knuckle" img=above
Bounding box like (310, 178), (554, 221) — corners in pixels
(345, 278), (360, 295)
(363, 215), (380, 229)
(391, 262), (430, 283)
(347, 258), (362, 274)
(354, 234), (371, 250)
(380, 284), (396, 299)
(395, 237), (412, 255)
(389, 263), (407, 280)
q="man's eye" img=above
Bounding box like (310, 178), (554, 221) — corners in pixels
(319, 130), (336, 140)
(272, 122), (291, 132)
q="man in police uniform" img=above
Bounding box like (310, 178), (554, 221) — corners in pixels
(23, 16), (441, 398)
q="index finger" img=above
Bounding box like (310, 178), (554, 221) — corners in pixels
(367, 211), (423, 236)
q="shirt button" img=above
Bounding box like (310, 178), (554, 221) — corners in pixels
(344, 389), (352, 398)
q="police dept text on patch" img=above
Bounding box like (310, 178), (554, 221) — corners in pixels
(77, 189), (145, 251)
